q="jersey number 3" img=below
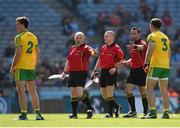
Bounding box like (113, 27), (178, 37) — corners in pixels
(161, 38), (168, 51)
(26, 41), (33, 54)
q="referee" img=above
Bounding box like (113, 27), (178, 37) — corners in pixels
(92, 31), (124, 118)
(116, 27), (148, 118)
(61, 32), (96, 119)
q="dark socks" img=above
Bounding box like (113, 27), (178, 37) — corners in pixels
(106, 97), (118, 115)
(141, 94), (148, 114)
(71, 97), (79, 115)
(127, 93), (136, 112)
(107, 99), (113, 115)
(80, 93), (93, 110)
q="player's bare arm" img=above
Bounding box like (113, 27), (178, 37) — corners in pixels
(10, 47), (22, 74)
(144, 41), (155, 64)
(35, 47), (40, 66)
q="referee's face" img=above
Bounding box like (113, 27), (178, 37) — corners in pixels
(131, 30), (139, 41)
(104, 32), (114, 44)
(75, 34), (84, 45)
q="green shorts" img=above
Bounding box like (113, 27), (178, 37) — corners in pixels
(147, 67), (170, 79)
(14, 68), (36, 81)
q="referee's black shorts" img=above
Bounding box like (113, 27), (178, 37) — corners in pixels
(100, 68), (117, 88)
(68, 71), (88, 87)
(127, 67), (147, 87)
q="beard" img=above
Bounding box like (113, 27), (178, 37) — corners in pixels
(132, 36), (138, 41)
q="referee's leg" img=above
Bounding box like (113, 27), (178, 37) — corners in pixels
(123, 83), (137, 118)
(70, 87), (79, 118)
(106, 85), (120, 118)
(139, 86), (148, 115)
(78, 87), (94, 118)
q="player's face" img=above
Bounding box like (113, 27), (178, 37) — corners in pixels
(104, 33), (113, 44)
(16, 21), (23, 33)
(131, 30), (139, 41)
(75, 34), (84, 45)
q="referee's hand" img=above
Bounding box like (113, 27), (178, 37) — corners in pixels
(91, 70), (98, 80)
(143, 64), (150, 73)
(109, 67), (117, 75)
(60, 71), (67, 79)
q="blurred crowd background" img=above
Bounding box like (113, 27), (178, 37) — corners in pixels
(0, 0), (179, 114)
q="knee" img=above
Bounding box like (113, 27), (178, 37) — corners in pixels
(139, 87), (146, 95)
(160, 89), (168, 96)
(71, 92), (77, 98)
(28, 89), (37, 96)
(101, 92), (108, 100)
(101, 94), (107, 100)
(17, 87), (25, 95)
(79, 93), (86, 100)
(145, 85), (152, 92)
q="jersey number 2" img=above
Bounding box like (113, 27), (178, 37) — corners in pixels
(26, 41), (33, 54)
(161, 38), (168, 51)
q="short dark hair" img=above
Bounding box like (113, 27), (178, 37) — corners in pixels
(131, 27), (141, 34)
(150, 18), (161, 29)
(16, 16), (29, 28)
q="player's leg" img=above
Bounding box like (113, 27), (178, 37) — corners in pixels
(158, 79), (169, 119)
(69, 87), (78, 118)
(16, 81), (28, 120)
(14, 68), (28, 120)
(26, 81), (44, 120)
(144, 77), (157, 119)
(139, 86), (148, 116)
(123, 83), (137, 118)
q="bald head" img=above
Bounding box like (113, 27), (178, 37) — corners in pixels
(74, 32), (85, 40)
(105, 31), (115, 37)
(104, 31), (115, 44)
(74, 32), (85, 46)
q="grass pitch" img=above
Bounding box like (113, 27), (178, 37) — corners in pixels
(0, 114), (180, 127)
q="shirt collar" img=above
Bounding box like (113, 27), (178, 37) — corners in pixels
(107, 43), (115, 47)
(76, 43), (85, 48)
(134, 39), (141, 44)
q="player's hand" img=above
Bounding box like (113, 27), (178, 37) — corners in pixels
(143, 64), (150, 73)
(109, 67), (117, 75)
